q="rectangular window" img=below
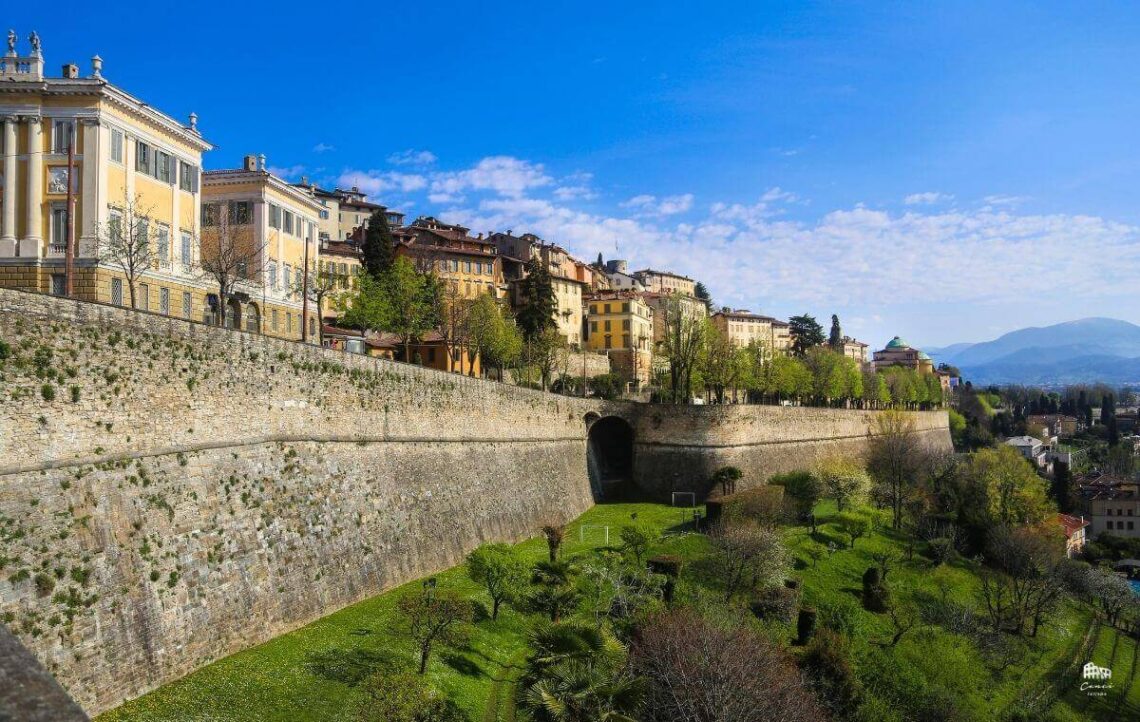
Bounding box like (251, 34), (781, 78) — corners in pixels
(159, 287), (170, 315)
(464, 261), (472, 273)
(604, 304), (611, 314)
(201, 203), (219, 227)
(50, 274), (65, 296)
(154, 151), (173, 183)
(228, 201), (251, 225)
(604, 335), (612, 349)
(284, 265), (292, 293)
(1130, 522), (1135, 530)
(271, 309), (279, 330)
(269, 204), (282, 229)
(156, 225), (170, 260)
(111, 277), (123, 305)
(49, 206), (68, 250)
(623, 334), (631, 348)
(622, 319), (631, 331)
(180, 231), (192, 266)
(283, 210), (294, 235)
(182, 291), (191, 318)
(110, 128), (123, 163)
(622, 302), (630, 312)
(287, 313), (293, 334)
(179, 162), (198, 192)
(451, 260), (459, 272)
(486, 263), (494, 276)
(604, 320), (611, 332)
(319, 210), (329, 220)
(139, 283), (150, 311)
(52, 120), (74, 154)
(135, 141), (150, 174)
(590, 321), (597, 332)
(267, 262), (278, 289)
(474, 262), (482, 274)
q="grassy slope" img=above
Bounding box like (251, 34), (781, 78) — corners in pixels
(102, 500), (1111, 722)
(98, 503), (702, 722)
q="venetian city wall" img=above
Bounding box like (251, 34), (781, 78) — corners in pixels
(0, 288), (950, 715)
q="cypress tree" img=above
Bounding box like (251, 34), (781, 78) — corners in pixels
(828, 314), (842, 350)
(361, 209), (395, 278)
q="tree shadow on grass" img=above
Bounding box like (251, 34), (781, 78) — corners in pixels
(304, 646), (400, 686)
(442, 652), (486, 678)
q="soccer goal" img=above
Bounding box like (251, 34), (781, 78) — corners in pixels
(671, 491), (697, 508)
(579, 524), (611, 545)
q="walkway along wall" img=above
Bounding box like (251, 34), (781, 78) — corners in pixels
(0, 288), (951, 714)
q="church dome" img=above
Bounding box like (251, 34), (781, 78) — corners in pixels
(918, 351), (932, 360)
(885, 336), (910, 349)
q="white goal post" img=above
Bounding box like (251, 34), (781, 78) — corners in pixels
(579, 524), (611, 545)
(671, 491), (697, 508)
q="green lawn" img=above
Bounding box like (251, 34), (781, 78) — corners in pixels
(98, 503), (703, 722)
(101, 498), (1115, 722)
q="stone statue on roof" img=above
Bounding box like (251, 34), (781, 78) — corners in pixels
(7, 30), (16, 55)
(28, 31), (41, 54)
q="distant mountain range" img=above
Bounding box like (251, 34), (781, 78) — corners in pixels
(926, 318), (1140, 386)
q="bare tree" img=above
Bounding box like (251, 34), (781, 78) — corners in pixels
(659, 293), (704, 403)
(709, 521), (790, 602)
(630, 608), (828, 722)
(867, 409), (925, 529)
(197, 201), (268, 329)
(435, 283), (475, 374)
(294, 262), (343, 344)
(96, 191), (157, 309)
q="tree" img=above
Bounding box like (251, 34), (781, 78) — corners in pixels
(435, 284), (474, 374)
(867, 410), (925, 529)
(828, 314), (842, 350)
(693, 281), (713, 312)
(963, 446), (1053, 526)
(700, 324), (747, 403)
(658, 293), (705, 403)
(524, 327), (566, 391)
(517, 257), (557, 342)
(837, 512), (871, 549)
(709, 521), (790, 602)
(295, 263), (342, 344)
(1088, 567), (1133, 627)
(519, 623), (643, 722)
(198, 201), (269, 330)
(466, 294), (522, 379)
(764, 354), (813, 402)
(630, 609), (828, 722)
(815, 458), (870, 511)
(619, 523), (656, 567)
(361, 209), (396, 277)
(543, 524), (566, 563)
(397, 585), (474, 674)
(980, 524), (1067, 636)
(528, 561), (581, 623)
(466, 543), (527, 620)
(338, 272), (391, 333)
(789, 314), (825, 357)
(769, 471), (822, 522)
(96, 191), (156, 309)
(384, 257), (441, 362)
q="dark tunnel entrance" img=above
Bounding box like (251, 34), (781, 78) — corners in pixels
(586, 415), (636, 501)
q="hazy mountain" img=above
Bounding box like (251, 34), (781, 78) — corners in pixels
(925, 342), (976, 360)
(933, 318), (1140, 385)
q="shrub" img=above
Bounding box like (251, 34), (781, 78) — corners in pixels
(801, 628), (862, 716)
(40, 383), (56, 402)
(861, 567), (889, 613)
(590, 373), (623, 400)
(818, 597), (866, 638)
(707, 485), (786, 526)
(34, 572), (55, 597)
(70, 385), (81, 403)
(750, 584), (800, 623)
(0, 339), (10, 361)
(647, 555), (682, 578)
(769, 470), (822, 520)
(797, 607), (818, 645)
(927, 537), (955, 565)
(711, 466), (743, 496)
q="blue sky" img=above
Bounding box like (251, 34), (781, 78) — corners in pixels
(15, 1), (1140, 347)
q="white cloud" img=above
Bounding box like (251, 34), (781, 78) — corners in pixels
(268, 164), (305, 180)
(336, 169), (428, 196)
(430, 156), (552, 199)
(312, 142), (335, 153)
(552, 172), (597, 201)
(388, 149), (438, 166)
(904, 191), (954, 205)
(982, 194), (1031, 208)
(620, 193), (694, 216)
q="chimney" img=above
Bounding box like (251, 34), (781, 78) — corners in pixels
(62, 63), (79, 79)
(243, 155), (257, 171)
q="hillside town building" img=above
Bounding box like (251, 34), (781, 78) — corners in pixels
(1078, 472), (1140, 539)
(632, 268), (696, 297)
(201, 155), (323, 340)
(0, 40), (212, 313)
(399, 217), (503, 299)
(585, 290), (653, 385)
(873, 336), (935, 373)
(710, 309), (792, 356)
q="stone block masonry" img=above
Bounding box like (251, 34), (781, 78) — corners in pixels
(0, 288), (599, 715)
(0, 288), (951, 715)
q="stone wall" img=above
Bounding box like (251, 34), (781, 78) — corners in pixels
(0, 288), (598, 715)
(0, 288), (951, 715)
(628, 405), (952, 500)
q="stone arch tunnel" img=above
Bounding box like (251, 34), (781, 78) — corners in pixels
(585, 413), (637, 501)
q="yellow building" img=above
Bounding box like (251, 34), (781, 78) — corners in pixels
(315, 239), (362, 322)
(711, 309), (777, 353)
(585, 291), (653, 385)
(872, 336), (935, 374)
(294, 182), (404, 243)
(0, 38), (212, 315)
(642, 291), (707, 346)
(490, 231), (586, 347)
(399, 217), (503, 299)
(633, 268), (696, 297)
(201, 156), (323, 341)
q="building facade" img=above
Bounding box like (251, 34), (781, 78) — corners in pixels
(0, 40), (211, 317)
(585, 291), (653, 384)
(489, 231), (586, 346)
(400, 217), (502, 299)
(201, 156), (323, 341)
(632, 268), (696, 297)
(873, 336), (935, 373)
(1079, 473), (1140, 539)
(643, 291), (708, 346)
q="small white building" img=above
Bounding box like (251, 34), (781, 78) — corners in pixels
(1005, 435), (1050, 471)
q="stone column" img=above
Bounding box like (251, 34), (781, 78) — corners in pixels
(22, 116), (43, 258)
(0, 115), (16, 256)
(80, 118), (100, 256)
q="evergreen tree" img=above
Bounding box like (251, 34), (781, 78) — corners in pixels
(693, 281), (713, 312)
(361, 210), (396, 278)
(828, 314), (842, 350)
(788, 314), (825, 357)
(517, 257), (556, 342)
